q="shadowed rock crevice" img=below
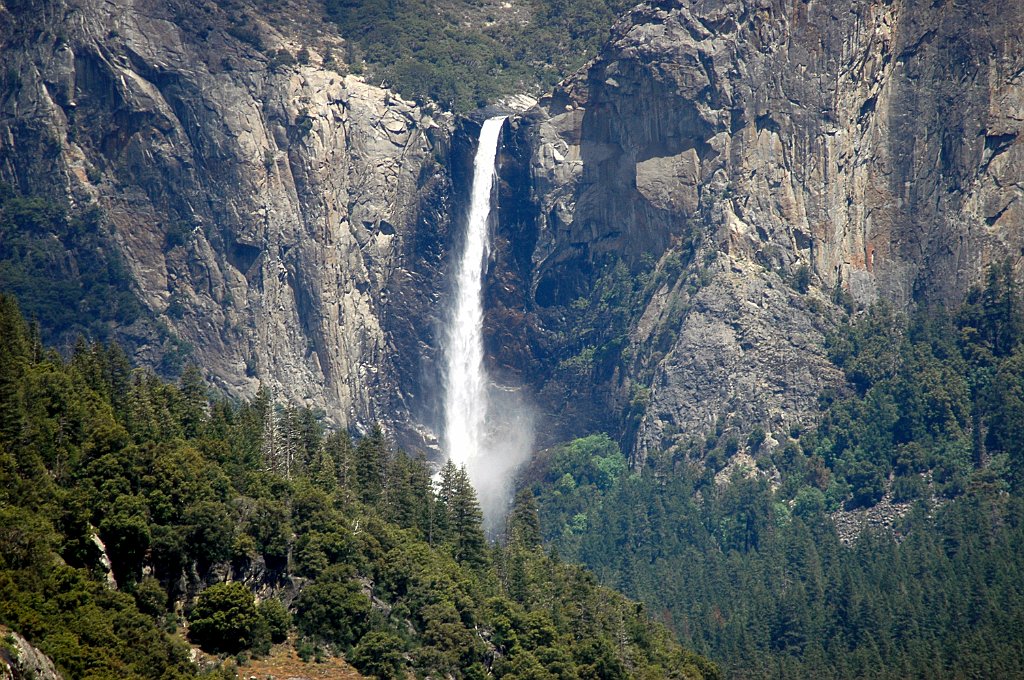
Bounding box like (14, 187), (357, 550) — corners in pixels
(2, 0), (1022, 465)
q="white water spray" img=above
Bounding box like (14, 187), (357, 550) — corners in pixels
(443, 116), (533, 530)
(445, 116), (505, 469)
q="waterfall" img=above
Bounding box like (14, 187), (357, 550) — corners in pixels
(444, 116), (506, 471)
(442, 115), (533, 531)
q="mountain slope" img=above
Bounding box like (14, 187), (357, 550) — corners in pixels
(520, 268), (1024, 677)
(0, 293), (719, 679)
(490, 0), (1024, 458)
(0, 0), (453, 442)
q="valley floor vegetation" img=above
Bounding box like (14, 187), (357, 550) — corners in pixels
(0, 293), (718, 679)
(522, 263), (1024, 678)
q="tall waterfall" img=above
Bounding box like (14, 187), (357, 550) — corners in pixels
(444, 116), (506, 471)
(443, 115), (533, 531)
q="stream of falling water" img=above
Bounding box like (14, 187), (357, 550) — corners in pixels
(444, 116), (507, 472)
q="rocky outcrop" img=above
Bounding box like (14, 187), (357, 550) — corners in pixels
(0, 0), (453, 440)
(562, 0), (1024, 304)
(500, 0), (1024, 462)
(3, 0), (1021, 464)
(0, 628), (63, 680)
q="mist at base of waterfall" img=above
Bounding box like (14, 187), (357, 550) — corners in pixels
(466, 385), (535, 536)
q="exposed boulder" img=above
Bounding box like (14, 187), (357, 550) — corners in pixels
(0, 628), (63, 680)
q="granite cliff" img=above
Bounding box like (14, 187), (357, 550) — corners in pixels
(0, 628), (63, 680)
(0, 0), (455, 443)
(2, 0), (1022, 462)
(494, 0), (1024, 462)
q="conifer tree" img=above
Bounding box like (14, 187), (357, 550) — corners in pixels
(71, 336), (104, 398)
(0, 294), (28, 444)
(125, 370), (161, 443)
(406, 453), (434, 537)
(323, 429), (355, 490)
(507, 489), (542, 550)
(355, 425), (386, 505)
(435, 458), (459, 545)
(309, 443), (338, 492)
(177, 363), (208, 438)
(383, 451), (433, 533)
(439, 463), (487, 568)
(102, 341), (133, 418)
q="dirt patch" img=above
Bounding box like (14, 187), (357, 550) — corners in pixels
(236, 645), (364, 680)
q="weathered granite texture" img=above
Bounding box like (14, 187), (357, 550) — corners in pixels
(0, 0), (455, 442)
(501, 0), (1023, 462)
(0, 628), (63, 680)
(2, 0), (1021, 463)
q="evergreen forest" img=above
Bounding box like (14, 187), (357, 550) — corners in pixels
(323, 0), (630, 110)
(0, 292), (718, 679)
(522, 263), (1024, 678)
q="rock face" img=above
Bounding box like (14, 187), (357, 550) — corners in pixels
(0, 628), (63, 680)
(0, 0), (454, 440)
(2, 0), (1021, 462)
(498, 0), (1024, 462)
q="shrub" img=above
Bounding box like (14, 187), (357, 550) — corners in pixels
(349, 631), (405, 679)
(189, 582), (259, 653)
(294, 565), (370, 648)
(257, 597), (291, 644)
(791, 264), (812, 294)
(747, 427), (767, 453)
(132, 576), (167, 618)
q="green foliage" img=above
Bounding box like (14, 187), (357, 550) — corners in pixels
(811, 299), (983, 508)
(561, 260), (655, 380)
(294, 565), (370, 648)
(323, 0), (630, 111)
(533, 453), (1024, 678)
(184, 500), (233, 568)
(790, 264), (812, 293)
(349, 630), (405, 679)
(188, 582), (259, 653)
(524, 263), (1024, 678)
(506, 490), (542, 550)
(521, 434), (627, 553)
(132, 576), (168, 618)
(0, 293), (715, 679)
(437, 460), (488, 567)
(256, 598), (290, 644)
(0, 186), (145, 350)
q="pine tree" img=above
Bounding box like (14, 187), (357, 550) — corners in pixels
(323, 430), (355, 491)
(355, 425), (386, 505)
(507, 489), (542, 550)
(294, 407), (323, 472)
(309, 443), (338, 492)
(435, 459), (459, 545)
(177, 363), (208, 438)
(125, 370), (161, 443)
(439, 463), (487, 568)
(406, 453), (434, 537)
(383, 452), (433, 535)
(102, 341), (133, 418)
(0, 294), (29, 445)
(71, 336), (105, 399)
